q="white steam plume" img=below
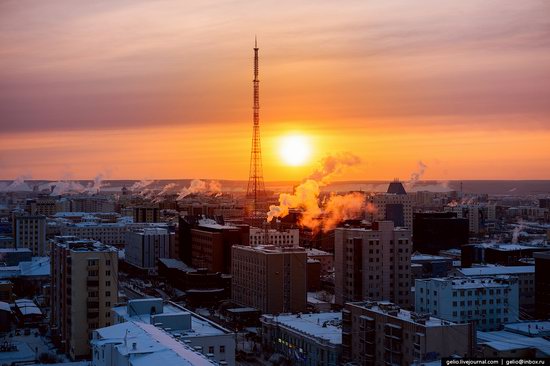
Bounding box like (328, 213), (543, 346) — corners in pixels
(267, 152), (364, 232)
(0, 176), (33, 192)
(177, 179), (223, 200)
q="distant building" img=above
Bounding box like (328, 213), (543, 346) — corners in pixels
(69, 196), (115, 213)
(91, 321), (219, 366)
(461, 243), (550, 267)
(334, 221), (412, 307)
(415, 276), (519, 331)
(125, 228), (171, 273)
(50, 236), (118, 359)
(132, 205), (160, 223)
(410, 253), (454, 280)
(412, 212), (469, 254)
(61, 222), (128, 248)
(13, 214), (46, 256)
(232, 245), (307, 314)
(26, 197), (57, 216)
(534, 251), (550, 319)
(342, 301), (474, 365)
(0, 248), (33, 266)
(444, 203), (496, 235)
(306, 248), (333, 276)
(370, 180), (413, 230)
(261, 312), (342, 366)
(112, 298), (235, 365)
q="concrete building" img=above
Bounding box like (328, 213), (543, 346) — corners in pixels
(186, 218), (246, 273)
(534, 251), (550, 319)
(61, 222), (129, 248)
(232, 245), (307, 314)
(50, 236), (118, 359)
(132, 205), (160, 223)
(91, 321), (218, 366)
(370, 181), (413, 230)
(113, 298), (235, 365)
(125, 228), (171, 273)
(454, 266), (535, 317)
(13, 214), (46, 256)
(306, 248), (333, 276)
(249, 227), (299, 247)
(444, 203), (496, 235)
(261, 312), (342, 366)
(27, 197), (58, 216)
(415, 276), (519, 331)
(342, 301), (474, 365)
(412, 212), (469, 254)
(334, 221), (412, 307)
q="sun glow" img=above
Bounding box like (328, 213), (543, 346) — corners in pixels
(278, 134), (312, 166)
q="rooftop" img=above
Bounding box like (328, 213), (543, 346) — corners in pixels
(113, 300), (230, 338)
(262, 312), (342, 345)
(504, 321), (550, 337)
(477, 330), (550, 356)
(418, 276), (515, 289)
(93, 321), (217, 366)
(458, 266), (534, 276)
(197, 218), (238, 230)
(233, 244), (305, 254)
(349, 301), (459, 328)
(306, 248), (332, 256)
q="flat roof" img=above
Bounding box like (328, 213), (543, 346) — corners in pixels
(94, 321), (216, 365)
(477, 330), (550, 355)
(113, 302), (228, 337)
(459, 266), (534, 276)
(262, 312), (342, 345)
(349, 301), (459, 327)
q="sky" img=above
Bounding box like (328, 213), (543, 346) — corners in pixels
(1, 0), (550, 181)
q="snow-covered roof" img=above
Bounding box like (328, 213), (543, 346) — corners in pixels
(0, 301), (11, 312)
(458, 266), (534, 276)
(93, 321), (216, 365)
(113, 301), (228, 337)
(306, 248), (332, 256)
(262, 312), (342, 345)
(504, 321), (550, 337)
(477, 330), (550, 355)
(15, 299), (41, 315)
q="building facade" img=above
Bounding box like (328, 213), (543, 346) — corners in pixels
(13, 214), (46, 256)
(334, 221), (412, 307)
(342, 301), (474, 365)
(415, 276), (519, 331)
(232, 245), (307, 314)
(261, 312), (342, 366)
(50, 236), (118, 359)
(125, 228), (171, 272)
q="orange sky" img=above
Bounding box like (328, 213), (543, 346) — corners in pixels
(1, 0), (550, 180)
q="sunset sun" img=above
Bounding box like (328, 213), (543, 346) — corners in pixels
(278, 134), (312, 166)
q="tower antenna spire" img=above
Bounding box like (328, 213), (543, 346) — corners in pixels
(246, 36), (266, 221)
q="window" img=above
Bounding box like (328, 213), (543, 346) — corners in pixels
(208, 346), (214, 354)
(106, 291), (111, 297)
(106, 281), (111, 287)
(106, 260), (111, 265)
(106, 270), (111, 276)
(220, 345), (225, 353)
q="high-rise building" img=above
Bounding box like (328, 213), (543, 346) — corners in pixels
(370, 181), (413, 230)
(342, 301), (474, 365)
(232, 244), (306, 314)
(334, 221), (412, 307)
(415, 276), (519, 331)
(50, 236), (118, 359)
(125, 228), (171, 273)
(13, 214), (46, 256)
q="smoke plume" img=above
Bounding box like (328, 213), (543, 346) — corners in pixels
(267, 152), (364, 232)
(177, 179), (223, 200)
(0, 176), (33, 192)
(408, 160), (427, 187)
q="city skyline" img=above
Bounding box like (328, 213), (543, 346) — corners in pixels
(2, 0), (550, 180)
